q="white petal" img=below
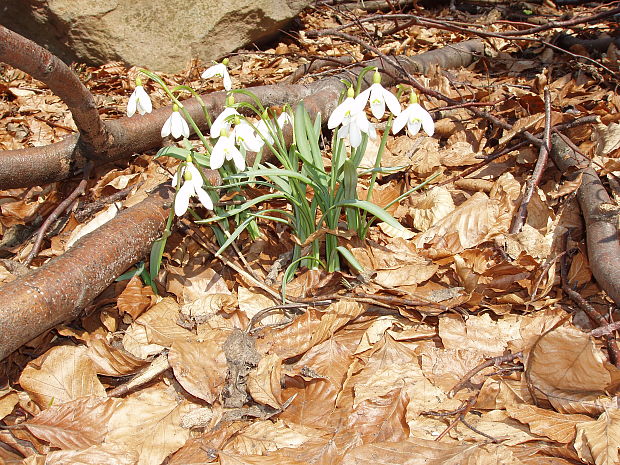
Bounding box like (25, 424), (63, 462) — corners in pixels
(417, 106), (435, 136)
(355, 88), (371, 111)
(222, 69), (232, 91)
(328, 97), (354, 129)
(349, 122), (362, 148)
(185, 163), (203, 187)
(391, 107), (410, 134)
(367, 121), (377, 140)
(170, 112), (188, 139)
(369, 92), (386, 119)
(195, 185), (214, 210)
(235, 122), (263, 152)
(161, 114), (173, 138)
(135, 86), (152, 114)
(256, 120), (274, 145)
(201, 63), (225, 79)
(210, 138), (227, 169)
(406, 119), (422, 136)
(171, 169), (181, 187)
(229, 146), (246, 171)
(127, 92), (138, 117)
(277, 112), (292, 128)
(210, 107), (237, 138)
(174, 181), (193, 216)
(382, 88), (401, 116)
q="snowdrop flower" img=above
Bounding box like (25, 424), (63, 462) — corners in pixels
(201, 58), (232, 91)
(255, 110), (292, 145)
(126, 77), (152, 117)
(210, 106), (239, 138)
(357, 70), (401, 119)
(172, 159), (213, 216)
(392, 92), (434, 137)
(211, 130), (246, 171)
(161, 104), (190, 139)
(328, 87), (374, 148)
(234, 119), (264, 153)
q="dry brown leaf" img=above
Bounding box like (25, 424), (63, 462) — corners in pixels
(413, 192), (510, 256)
(86, 333), (148, 377)
(310, 300), (367, 348)
(505, 402), (591, 444)
(45, 445), (138, 465)
(167, 260), (230, 304)
(247, 353), (283, 409)
(168, 331), (229, 404)
(117, 275), (155, 319)
(19, 345), (106, 408)
(225, 419), (309, 455)
(219, 450), (308, 465)
(340, 438), (523, 465)
(574, 410), (620, 465)
(408, 186), (455, 231)
(25, 396), (121, 449)
(346, 387), (410, 444)
(255, 308), (323, 359)
(105, 384), (194, 465)
(0, 388), (19, 421)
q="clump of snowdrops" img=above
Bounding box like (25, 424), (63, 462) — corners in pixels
(125, 60), (435, 294)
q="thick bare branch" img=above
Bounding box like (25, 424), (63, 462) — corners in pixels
(0, 25), (110, 154)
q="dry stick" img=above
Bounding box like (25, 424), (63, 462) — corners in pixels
(24, 161), (94, 266)
(434, 396), (477, 442)
(510, 88), (552, 234)
(0, 25), (109, 154)
(591, 320), (620, 338)
(449, 352), (523, 398)
(285, 56), (355, 84)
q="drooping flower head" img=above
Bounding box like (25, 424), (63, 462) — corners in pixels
(328, 86), (375, 148)
(172, 156), (213, 216)
(359, 70), (401, 120)
(161, 104), (190, 140)
(201, 58), (232, 91)
(127, 76), (152, 117)
(210, 128), (246, 171)
(392, 92), (434, 137)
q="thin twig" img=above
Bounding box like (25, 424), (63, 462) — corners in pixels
(510, 88), (552, 234)
(24, 161), (93, 266)
(449, 352), (523, 398)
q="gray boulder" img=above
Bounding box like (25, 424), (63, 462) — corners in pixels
(0, 0), (309, 72)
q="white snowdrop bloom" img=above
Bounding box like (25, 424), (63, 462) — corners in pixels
(161, 106), (190, 139)
(358, 70), (401, 120)
(210, 131), (246, 171)
(328, 87), (374, 148)
(392, 93), (434, 137)
(234, 120), (264, 153)
(201, 60), (232, 91)
(126, 82), (152, 117)
(172, 161), (213, 216)
(210, 107), (239, 138)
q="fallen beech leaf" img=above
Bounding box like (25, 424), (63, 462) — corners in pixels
(310, 300), (367, 347)
(247, 353), (283, 409)
(505, 402), (591, 443)
(19, 345), (106, 408)
(168, 331), (229, 404)
(117, 275), (154, 319)
(408, 186), (455, 231)
(105, 384), (193, 465)
(66, 202), (120, 249)
(219, 450), (307, 465)
(86, 333), (148, 377)
(226, 419), (309, 455)
(575, 410), (620, 465)
(25, 396), (121, 449)
(45, 445), (138, 465)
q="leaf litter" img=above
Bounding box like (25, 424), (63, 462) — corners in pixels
(2, 2), (620, 465)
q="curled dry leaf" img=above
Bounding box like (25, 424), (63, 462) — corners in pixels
(247, 353), (284, 409)
(168, 330), (229, 404)
(86, 333), (148, 377)
(116, 275), (155, 320)
(408, 186), (455, 232)
(19, 345), (106, 408)
(574, 410), (620, 465)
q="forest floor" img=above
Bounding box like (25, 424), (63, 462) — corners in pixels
(1, 1), (620, 464)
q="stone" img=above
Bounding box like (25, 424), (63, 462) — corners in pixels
(0, 0), (310, 72)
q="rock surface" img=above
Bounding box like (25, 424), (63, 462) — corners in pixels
(0, 0), (310, 72)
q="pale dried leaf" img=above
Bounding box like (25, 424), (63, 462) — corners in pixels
(310, 300), (367, 347)
(105, 385), (193, 465)
(45, 445), (138, 465)
(408, 186), (455, 231)
(226, 419), (309, 455)
(19, 345), (106, 408)
(575, 410), (620, 465)
(25, 396), (121, 449)
(505, 403), (591, 443)
(117, 275), (154, 319)
(247, 353), (283, 409)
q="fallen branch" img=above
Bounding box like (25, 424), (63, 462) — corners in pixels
(0, 184), (172, 361)
(549, 132), (620, 307)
